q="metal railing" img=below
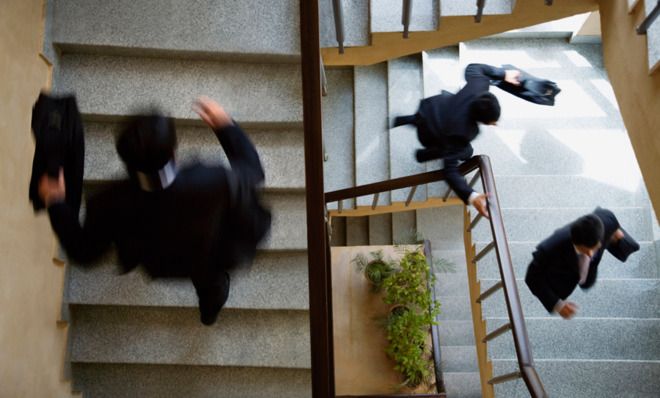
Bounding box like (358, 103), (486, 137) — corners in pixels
(332, 0), (345, 53)
(403, 0), (413, 38)
(324, 156), (547, 398)
(637, 0), (660, 35)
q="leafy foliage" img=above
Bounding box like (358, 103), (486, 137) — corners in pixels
(352, 250), (397, 292)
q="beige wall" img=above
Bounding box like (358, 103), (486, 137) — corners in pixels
(0, 1), (73, 396)
(599, 0), (660, 222)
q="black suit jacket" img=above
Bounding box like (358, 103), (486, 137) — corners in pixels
(30, 93), (85, 214)
(414, 63), (506, 203)
(47, 122), (271, 300)
(525, 208), (624, 313)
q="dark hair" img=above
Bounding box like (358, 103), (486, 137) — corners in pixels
(116, 112), (177, 172)
(570, 214), (604, 247)
(469, 92), (501, 124)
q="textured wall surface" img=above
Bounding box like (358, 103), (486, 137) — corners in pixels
(0, 1), (72, 396)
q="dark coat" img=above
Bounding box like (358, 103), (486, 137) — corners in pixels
(47, 122), (271, 320)
(414, 63), (506, 203)
(29, 93), (85, 214)
(524, 207), (637, 313)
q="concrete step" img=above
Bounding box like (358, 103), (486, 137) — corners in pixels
(416, 206), (464, 249)
(493, 359), (660, 398)
(487, 317), (660, 361)
(477, 241), (658, 279)
(71, 363), (311, 398)
(66, 251), (309, 311)
(645, 0), (660, 73)
(436, 277), (660, 319)
(388, 55), (426, 202)
(442, 371), (481, 398)
(440, 0), (514, 17)
(70, 305), (310, 368)
(482, 278), (660, 319)
(370, 0), (438, 33)
(54, 53), (302, 126)
(392, 210), (418, 244)
(423, 46), (462, 97)
(494, 175), (649, 208)
(319, 0), (370, 48)
(354, 62), (391, 206)
(84, 121), (305, 190)
(51, 0), (301, 62)
(331, 216), (347, 246)
(470, 207), (653, 243)
(346, 216), (369, 246)
(368, 214), (393, 245)
(437, 320), (474, 347)
(441, 345), (478, 373)
(323, 68), (355, 210)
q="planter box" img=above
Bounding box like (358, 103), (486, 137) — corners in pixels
(331, 245), (444, 396)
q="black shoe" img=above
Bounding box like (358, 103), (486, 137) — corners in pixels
(393, 115), (416, 128)
(199, 272), (230, 326)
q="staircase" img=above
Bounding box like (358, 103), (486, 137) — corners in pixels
(47, 0), (312, 396)
(324, 33), (660, 398)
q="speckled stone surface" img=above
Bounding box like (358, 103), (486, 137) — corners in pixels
(388, 55), (427, 201)
(488, 318), (660, 360)
(370, 0), (438, 33)
(55, 53), (303, 125)
(52, 0), (301, 58)
(442, 345), (478, 372)
(423, 46), (462, 97)
(480, 278), (660, 318)
(70, 305), (310, 368)
(354, 63), (391, 206)
(322, 68), (355, 210)
(368, 214), (393, 244)
(477, 242), (658, 279)
(346, 216), (369, 246)
(646, 0), (660, 72)
(442, 372), (481, 398)
(416, 206), (464, 249)
(440, 0), (513, 17)
(73, 363), (312, 398)
(469, 206), (653, 243)
(83, 122), (305, 190)
(319, 0), (370, 48)
(493, 359), (660, 398)
(391, 210), (417, 244)
(67, 251), (309, 310)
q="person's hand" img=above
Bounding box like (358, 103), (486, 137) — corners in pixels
(470, 193), (490, 219)
(558, 301), (579, 319)
(504, 69), (521, 86)
(38, 169), (66, 207)
(611, 228), (625, 243)
(193, 96), (233, 130)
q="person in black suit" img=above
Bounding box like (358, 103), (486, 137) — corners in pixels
(525, 208), (639, 319)
(38, 97), (271, 326)
(393, 63), (522, 218)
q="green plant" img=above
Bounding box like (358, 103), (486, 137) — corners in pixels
(351, 250), (397, 292)
(382, 250), (441, 389)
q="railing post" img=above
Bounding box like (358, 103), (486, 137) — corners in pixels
(332, 0), (345, 54)
(402, 0), (413, 38)
(475, 0), (486, 23)
(462, 206), (495, 398)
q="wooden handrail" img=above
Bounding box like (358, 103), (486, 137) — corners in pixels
(324, 155), (547, 397)
(300, 1), (335, 397)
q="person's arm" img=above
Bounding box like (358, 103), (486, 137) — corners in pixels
(525, 251), (562, 314)
(40, 171), (113, 264)
(194, 97), (264, 184)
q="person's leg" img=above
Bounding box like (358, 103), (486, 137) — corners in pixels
(392, 114), (417, 127)
(192, 270), (230, 326)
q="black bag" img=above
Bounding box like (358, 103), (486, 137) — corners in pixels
(494, 64), (561, 106)
(607, 228), (641, 262)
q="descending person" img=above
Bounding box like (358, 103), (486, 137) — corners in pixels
(525, 207), (639, 319)
(392, 63), (522, 217)
(38, 97), (271, 326)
